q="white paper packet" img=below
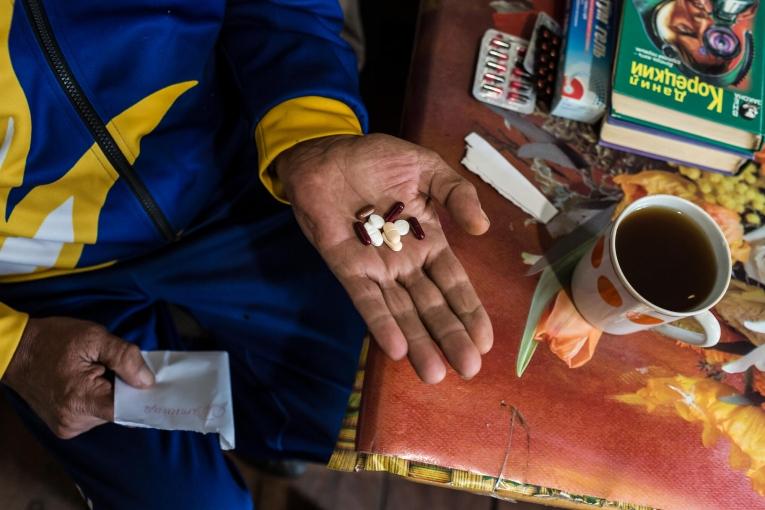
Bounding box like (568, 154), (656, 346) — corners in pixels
(114, 351), (235, 450)
(461, 132), (558, 224)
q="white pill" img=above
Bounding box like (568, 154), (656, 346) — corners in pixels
(369, 229), (384, 247)
(368, 214), (384, 229)
(382, 228), (400, 245)
(364, 221), (377, 235)
(393, 219), (410, 236)
(383, 234), (403, 251)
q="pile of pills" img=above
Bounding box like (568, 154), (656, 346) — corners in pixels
(352, 202), (425, 251)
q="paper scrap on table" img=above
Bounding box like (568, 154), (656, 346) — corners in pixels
(461, 132), (558, 224)
(114, 351), (235, 450)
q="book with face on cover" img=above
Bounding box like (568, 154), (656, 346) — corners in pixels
(611, 0), (765, 151)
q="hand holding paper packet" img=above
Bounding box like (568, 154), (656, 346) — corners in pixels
(114, 351), (235, 450)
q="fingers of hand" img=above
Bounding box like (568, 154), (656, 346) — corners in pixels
(426, 156), (489, 235)
(345, 276), (408, 361)
(381, 283), (446, 384)
(400, 270), (482, 379)
(96, 333), (154, 388)
(426, 248), (494, 355)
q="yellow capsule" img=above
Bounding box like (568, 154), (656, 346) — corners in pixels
(698, 182), (712, 194)
(745, 173), (758, 184)
(709, 173), (723, 183)
(746, 213), (761, 225)
(736, 183), (749, 194)
(720, 197), (736, 209)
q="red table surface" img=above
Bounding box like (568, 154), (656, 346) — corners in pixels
(356, 1), (765, 509)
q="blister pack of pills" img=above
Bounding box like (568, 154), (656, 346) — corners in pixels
(471, 29), (536, 115)
(523, 12), (562, 108)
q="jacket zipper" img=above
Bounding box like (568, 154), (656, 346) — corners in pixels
(22, 0), (177, 241)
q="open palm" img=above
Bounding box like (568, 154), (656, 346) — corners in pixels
(275, 134), (493, 383)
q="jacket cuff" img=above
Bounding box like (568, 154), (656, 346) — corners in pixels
(255, 96), (363, 203)
(0, 303), (29, 380)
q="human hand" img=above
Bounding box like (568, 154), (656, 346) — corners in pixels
(274, 134), (493, 383)
(1, 317), (154, 438)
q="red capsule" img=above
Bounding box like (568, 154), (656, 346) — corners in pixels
(408, 217), (425, 240)
(486, 60), (507, 72)
(511, 80), (531, 90)
(487, 49), (508, 60)
(480, 83), (503, 96)
(513, 67), (532, 78)
(490, 38), (510, 49)
(353, 221), (372, 246)
(383, 201), (405, 222)
(483, 72), (505, 83)
(508, 92), (530, 102)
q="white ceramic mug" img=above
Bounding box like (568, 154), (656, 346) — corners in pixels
(571, 195), (731, 348)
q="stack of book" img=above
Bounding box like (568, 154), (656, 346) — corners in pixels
(600, 0), (763, 174)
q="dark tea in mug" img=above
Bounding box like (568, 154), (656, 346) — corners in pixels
(615, 206), (717, 313)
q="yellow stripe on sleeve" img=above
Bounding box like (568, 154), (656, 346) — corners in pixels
(255, 96), (363, 203)
(0, 302), (28, 379)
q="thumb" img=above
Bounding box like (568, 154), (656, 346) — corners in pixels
(98, 335), (155, 388)
(427, 156), (490, 235)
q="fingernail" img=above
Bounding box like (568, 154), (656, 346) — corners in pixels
(482, 210), (490, 225)
(138, 367), (155, 387)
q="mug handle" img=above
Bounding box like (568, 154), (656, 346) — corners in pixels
(652, 310), (720, 348)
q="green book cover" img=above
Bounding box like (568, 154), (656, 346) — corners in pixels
(612, 0), (764, 138)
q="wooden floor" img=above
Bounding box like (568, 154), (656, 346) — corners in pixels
(0, 397), (545, 510)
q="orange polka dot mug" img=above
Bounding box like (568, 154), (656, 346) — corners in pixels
(571, 195), (731, 348)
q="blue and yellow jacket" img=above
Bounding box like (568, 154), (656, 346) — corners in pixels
(0, 0), (367, 376)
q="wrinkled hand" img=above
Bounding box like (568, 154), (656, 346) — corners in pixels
(2, 317), (154, 438)
(275, 134), (493, 383)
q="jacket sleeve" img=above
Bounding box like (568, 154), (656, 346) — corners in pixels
(0, 303), (29, 379)
(221, 0), (369, 201)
